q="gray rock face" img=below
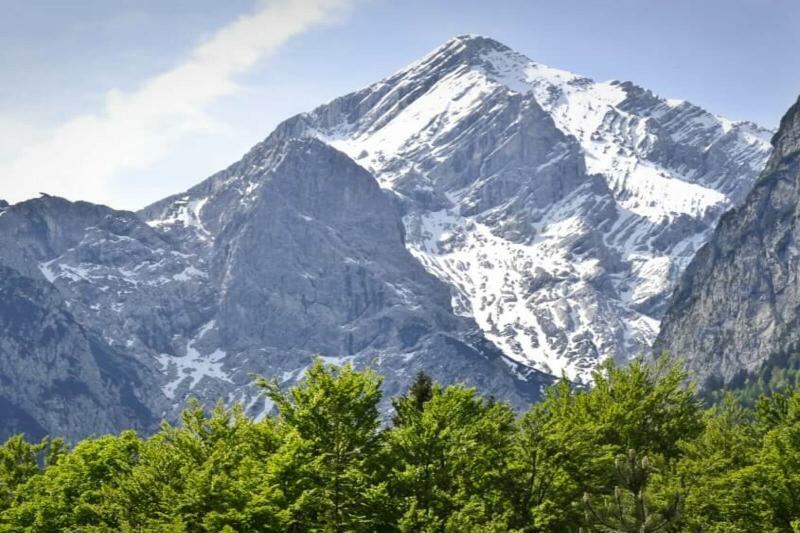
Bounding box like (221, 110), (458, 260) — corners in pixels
(655, 96), (800, 387)
(142, 137), (551, 414)
(0, 142), (549, 438)
(0, 195), (210, 438)
(0, 265), (159, 442)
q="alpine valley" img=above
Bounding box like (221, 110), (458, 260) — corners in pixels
(0, 35), (775, 440)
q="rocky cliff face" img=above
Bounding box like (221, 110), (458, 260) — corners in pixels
(0, 265), (160, 441)
(0, 196), (188, 439)
(142, 137), (550, 413)
(0, 138), (551, 440)
(655, 96), (800, 386)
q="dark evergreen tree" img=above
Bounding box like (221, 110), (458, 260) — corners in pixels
(391, 370), (434, 426)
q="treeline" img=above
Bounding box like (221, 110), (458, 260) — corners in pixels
(0, 359), (799, 532)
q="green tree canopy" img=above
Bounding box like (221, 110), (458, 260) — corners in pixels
(0, 357), (796, 532)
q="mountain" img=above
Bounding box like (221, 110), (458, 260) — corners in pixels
(141, 137), (548, 413)
(264, 35), (772, 380)
(655, 95), (800, 388)
(0, 139), (549, 438)
(0, 264), (160, 442)
(0, 196), (177, 440)
(0, 35), (772, 438)
(0, 267), (160, 440)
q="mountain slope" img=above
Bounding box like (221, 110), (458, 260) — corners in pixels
(0, 196), (184, 439)
(655, 95), (800, 387)
(141, 137), (551, 411)
(0, 264), (159, 441)
(264, 35), (772, 380)
(0, 138), (550, 439)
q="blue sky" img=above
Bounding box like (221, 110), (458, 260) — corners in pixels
(2, 0), (798, 209)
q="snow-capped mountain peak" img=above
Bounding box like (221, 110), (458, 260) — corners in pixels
(142, 35), (775, 382)
(266, 35), (772, 380)
(406, 34), (585, 91)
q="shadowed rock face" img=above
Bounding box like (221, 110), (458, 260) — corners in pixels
(142, 137), (552, 415)
(0, 195), (195, 439)
(0, 265), (159, 442)
(655, 96), (800, 387)
(209, 139), (455, 354)
(0, 137), (551, 439)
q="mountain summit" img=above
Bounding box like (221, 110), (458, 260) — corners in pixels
(0, 36), (773, 438)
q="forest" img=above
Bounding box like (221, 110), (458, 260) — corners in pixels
(0, 358), (799, 532)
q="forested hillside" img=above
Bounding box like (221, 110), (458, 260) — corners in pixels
(0, 359), (798, 532)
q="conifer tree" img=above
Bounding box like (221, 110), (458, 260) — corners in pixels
(391, 370), (433, 426)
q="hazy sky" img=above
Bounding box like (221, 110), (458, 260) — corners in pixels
(2, 0), (799, 209)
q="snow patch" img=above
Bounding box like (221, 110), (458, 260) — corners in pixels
(159, 320), (233, 399)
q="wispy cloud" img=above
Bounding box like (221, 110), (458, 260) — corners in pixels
(0, 0), (357, 208)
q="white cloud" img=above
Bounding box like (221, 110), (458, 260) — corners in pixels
(0, 115), (46, 162)
(0, 0), (357, 208)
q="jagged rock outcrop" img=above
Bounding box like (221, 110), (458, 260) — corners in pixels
(655, 96), (800, 386)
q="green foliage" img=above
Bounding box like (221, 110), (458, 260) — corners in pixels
(255, 360), (385, 532)
(386, 383), (516, 531)
(582, 449), (680, 533)
(704, 350), (800, 407)
(0, 356), (798, 531)
(7, 430), (143, 530)
(580, 357), (704, 460)
(0, 435), (62, 513)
